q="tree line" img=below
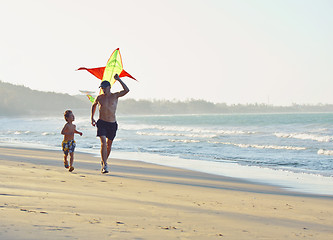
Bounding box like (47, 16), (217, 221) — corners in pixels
(1, 81), (333, 116)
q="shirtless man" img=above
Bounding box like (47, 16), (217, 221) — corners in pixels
(91, 74), (129, 173)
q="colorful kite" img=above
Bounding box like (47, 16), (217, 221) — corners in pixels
(79, 90), (95, 103)
(77, 48), (136, 102)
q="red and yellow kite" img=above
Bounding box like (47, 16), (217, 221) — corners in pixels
(77, 48), (136, 102)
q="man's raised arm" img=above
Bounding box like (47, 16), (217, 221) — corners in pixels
(114, 74), (129, 97)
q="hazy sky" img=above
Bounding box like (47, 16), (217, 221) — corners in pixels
(1, 0), (332, 105)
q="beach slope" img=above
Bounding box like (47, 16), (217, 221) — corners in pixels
(0, 147), (332, 240)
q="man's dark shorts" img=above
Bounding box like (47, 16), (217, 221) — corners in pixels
(96, 119), (118, 140)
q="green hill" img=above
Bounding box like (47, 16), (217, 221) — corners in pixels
(2, 81), (333, 116)
(0, 81), (90, 116)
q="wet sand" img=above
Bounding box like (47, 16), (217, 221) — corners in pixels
(0, 146), (332, 239)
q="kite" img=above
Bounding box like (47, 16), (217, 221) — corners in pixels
(77, 48), (136, 102)
(79, 90), (95, 103)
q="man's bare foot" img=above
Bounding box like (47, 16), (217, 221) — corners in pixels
(101, 163), (109, 174)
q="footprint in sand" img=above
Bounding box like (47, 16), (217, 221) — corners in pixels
(159, 225), (178, 230)
(89, 218), (101, 224)
(20, 209), (37, 213)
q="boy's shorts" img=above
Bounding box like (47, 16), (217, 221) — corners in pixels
(62, 140), (76, 155)
(96, 119), (118, 140)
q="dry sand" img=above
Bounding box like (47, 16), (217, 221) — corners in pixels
(0, 146), (332, 240)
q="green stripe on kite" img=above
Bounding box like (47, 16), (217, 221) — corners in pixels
(102, 48), (122, 87)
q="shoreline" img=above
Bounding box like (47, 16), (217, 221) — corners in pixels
(2, 113), (333, 197)
(0, 146), (333, 239)
(108, 150), (333, 197)
(0, 145), (321, 198)
(2, 142), (333, 197)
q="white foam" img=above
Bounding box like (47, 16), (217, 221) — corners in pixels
(123, 123), (255, 136)
(136, 131), (217, 138)
(275, 132), (332, 142)
(168, 139), (200, 143)
(318, 149), (333, 155)
(8, 130), (32, 135)
(41, 132), (56, 136)
(208, 141), (306, 151)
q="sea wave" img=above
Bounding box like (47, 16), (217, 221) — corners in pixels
(8, 130), (31, 135)
(168, 139), (201, 143)
(274, 132), (332, 142)
(208, 141), (306, 151)
(136, 131), (217, 138)
(41, 132), (56, 136)
(123, 124), (255, 136)
(317, 149), (333, 155)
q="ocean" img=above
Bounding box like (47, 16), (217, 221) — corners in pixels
(1, 113), (333, 195)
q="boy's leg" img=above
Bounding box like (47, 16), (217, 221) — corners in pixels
(69, 152), (74, 172)
(69, 152), (74, 167)
(64, 154), (69, 168)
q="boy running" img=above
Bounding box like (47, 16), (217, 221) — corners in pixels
(61, 110), (83, 172)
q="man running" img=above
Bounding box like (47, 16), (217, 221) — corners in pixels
(91, 74), (129, 173)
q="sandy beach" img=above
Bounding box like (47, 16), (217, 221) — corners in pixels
(0, 146), (332, 240)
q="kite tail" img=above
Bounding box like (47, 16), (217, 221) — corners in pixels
(87, 94), (95, 103)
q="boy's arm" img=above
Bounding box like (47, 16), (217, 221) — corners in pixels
(114, 74), (129, 98)
(74, 125), (83, 136)
(61, 124), (69, 135)
(62, 123), (75, 136)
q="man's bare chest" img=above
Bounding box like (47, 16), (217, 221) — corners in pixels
(99, 96), (118, 108)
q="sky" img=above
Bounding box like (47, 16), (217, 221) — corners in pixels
(0, 0), (332, 106)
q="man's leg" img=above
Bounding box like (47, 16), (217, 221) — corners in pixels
(100, 136), (108, 168)
(106, 139), (113, 159)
